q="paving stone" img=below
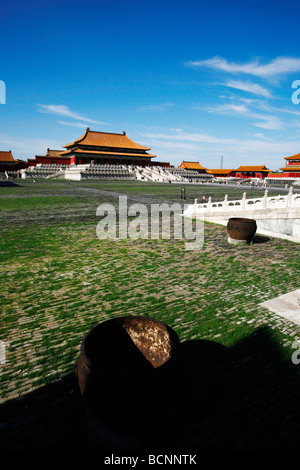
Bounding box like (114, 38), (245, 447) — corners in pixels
(259, 289), (300, 325)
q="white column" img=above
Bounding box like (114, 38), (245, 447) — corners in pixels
(263, 189), (268, 209)
(224, 194), (228, 211)
(286, 187), (294, 208)
(193, 198), (198, 217)
(241, 192), (246, 210)
(208, 196), (212, 213)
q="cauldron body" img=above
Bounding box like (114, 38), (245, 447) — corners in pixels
(227, 217), (257, 244)
(75, 316), (180, 449)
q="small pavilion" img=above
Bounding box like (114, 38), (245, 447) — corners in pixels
(233, 165), (271, 179)
(279, 153), (300, 177)
(178, 161), (207, 173)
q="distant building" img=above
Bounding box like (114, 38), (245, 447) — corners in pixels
(178, 161), (207, 173)
(234, 165), (271, 179)
(279, 152), (300, 177)
(178, 161), (271, 179)
(0, 150), (17, 172)
(205, 169), (235, 177)
(31, 148), (70, 166)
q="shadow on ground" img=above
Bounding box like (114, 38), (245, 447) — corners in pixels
(1, 326), (300, 451)
(253, 234), (270, 244)
(0, 181), (19, 187)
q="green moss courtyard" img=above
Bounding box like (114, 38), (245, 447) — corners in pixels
(1, 179), (300, 450)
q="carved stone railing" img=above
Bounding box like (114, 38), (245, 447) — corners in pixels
(189, 188), (300, 216)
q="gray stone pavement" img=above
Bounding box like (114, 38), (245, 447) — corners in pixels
(259, 289), (300, 325)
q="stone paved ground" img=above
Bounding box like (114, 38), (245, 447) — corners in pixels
(0, 180), (300, 450)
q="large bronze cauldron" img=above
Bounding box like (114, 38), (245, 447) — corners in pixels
(75, 316), (180, 449)
(227, 217), (257, 244)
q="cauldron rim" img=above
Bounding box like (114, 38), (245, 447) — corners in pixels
(228, 217), (256, 223)
(79, 315), (180, 378)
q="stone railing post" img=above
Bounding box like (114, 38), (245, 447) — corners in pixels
(208, 196), (212, 213)
(262, 189), (268, 209)
(224, 194), (228, 211)
(241, 192), (246, 210)
(286, 186), (293, 208)
(193, 198), (198, 217)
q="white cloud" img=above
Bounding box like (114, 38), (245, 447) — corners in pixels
(252, 133), (271, 140)
(207, 103), (249, 114)
(138, 102), (175, 111)
(253, 116), (283, 130)
(0, 133), (63, 159)
(141, 129), (300, 170)
(186, 56), (300, 78)
(141, 130), (238, 145)
(257, 102), (300, 117)
(206, 101), (284, 130)
(58, 121), (98, 128)
(224, 80), (271, 98)
(37, 104), (101, 124)
(148, 139), (201, 151)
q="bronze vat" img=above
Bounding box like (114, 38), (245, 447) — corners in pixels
(75, 315), (180, 449)
(227, 217), (257, 244)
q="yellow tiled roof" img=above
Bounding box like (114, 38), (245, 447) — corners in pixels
(284, 153), (300, 161)
(279, 166), (300, 171)
(235, 165), (271, 172)
(179, 161), (207, 170)
(206, 169), (234, 174)
(0, 150), (15, 162)
(63, 128), (151, 151)
(59, 148), (155, 158)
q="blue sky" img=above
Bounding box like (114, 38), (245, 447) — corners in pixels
(1, 0), (300, 170)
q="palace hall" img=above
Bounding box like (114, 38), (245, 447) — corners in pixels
(58, 128), (160, 167)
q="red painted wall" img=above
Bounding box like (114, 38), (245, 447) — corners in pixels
(35, 156), (73, 165)
(235, 172), (264, 179)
